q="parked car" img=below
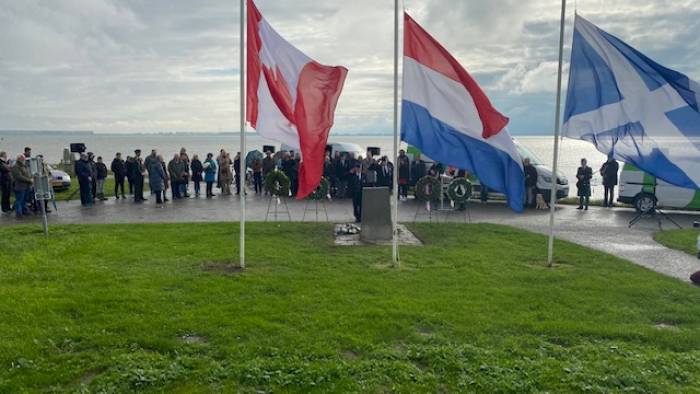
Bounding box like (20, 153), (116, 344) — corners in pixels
(513, 141), (569, 202)
(46, 165), (72, 191)
(406, 140), (569, 202)
(618, 163), (700, 212)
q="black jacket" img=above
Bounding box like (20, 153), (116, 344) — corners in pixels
(0, 158), (10, 185)
(282, 158), (297, 179)
(410, 160), (426, 185)
(191, 159), (203, 182)
(398, 156), (410, 180)
(126, 159), (139, 180)
(576, 166), (593, 188)
(524, 164), (538, 188)
(110, 158), (126, 178)
(600, 160), (619, 187)
(96, 162), (108, 180)
(75, 159), (92, 181)
(347, 172), (364, 197)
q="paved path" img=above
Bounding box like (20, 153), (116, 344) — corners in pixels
(3, 193), (699, 282)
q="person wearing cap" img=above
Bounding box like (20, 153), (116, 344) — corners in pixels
(348, 163), (365, 223)
(133, 149), (147, 202)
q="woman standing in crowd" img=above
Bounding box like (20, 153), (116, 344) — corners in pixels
(397, 150), (410, 200)
(252, 157), (263, 194)
(576, 158), (593, 211)
(219, 153), (233, 196)
(204, 153), (217, 198)
(160, 155), (170, 202)
(148, 154), (167, 204)
(191, 154), (203, 197)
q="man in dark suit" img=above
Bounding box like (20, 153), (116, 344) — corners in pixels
(348, 163), (364, 223)
(111, 153), (127, 199)
(600, 155), (619, 208)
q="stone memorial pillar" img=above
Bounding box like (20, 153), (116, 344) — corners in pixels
(360, 187), (393, 243)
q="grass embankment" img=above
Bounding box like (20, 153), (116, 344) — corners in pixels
(1, 223), (700, 392)
(655, 228), (700, 256)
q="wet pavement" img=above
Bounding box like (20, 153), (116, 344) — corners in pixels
(3, 192), (699, 282)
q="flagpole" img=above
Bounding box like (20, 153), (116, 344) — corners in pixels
(547, 0), (566, 267)
(391, 0), (400, 267)
(239, 0), (246, 269)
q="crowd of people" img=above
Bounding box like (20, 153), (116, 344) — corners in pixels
(0, 144), (620, 220)
(0, 147), (54, 218)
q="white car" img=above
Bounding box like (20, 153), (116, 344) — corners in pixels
(46, 165), (72, 190)
(618, 163), (700, 212)
(514, 141), (569, 201)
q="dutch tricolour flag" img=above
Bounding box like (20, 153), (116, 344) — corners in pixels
(564, 15), (700, 189)
(401, 13), (525, 212)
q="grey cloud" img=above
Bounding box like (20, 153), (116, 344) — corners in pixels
(0, 0), (699, 135)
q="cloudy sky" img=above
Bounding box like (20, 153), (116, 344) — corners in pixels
(1, 0), (699, 135)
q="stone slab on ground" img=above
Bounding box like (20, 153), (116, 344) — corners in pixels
(335, 223), (422, 246)
(360, 187), (393, 242)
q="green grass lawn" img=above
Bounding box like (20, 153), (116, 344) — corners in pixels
(2, 223), (700, 392)
(655, 228), (700, 256)
(52, 178), (150, 201)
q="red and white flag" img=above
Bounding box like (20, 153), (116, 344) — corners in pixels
(247, 0), (348, 199)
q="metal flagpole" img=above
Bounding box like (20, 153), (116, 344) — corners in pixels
(239, 0), (246, 269)
(547, 0), (567, 267)
(391, 0), (400, 267)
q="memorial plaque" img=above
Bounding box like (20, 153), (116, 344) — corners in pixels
(360, 187), (393, 243)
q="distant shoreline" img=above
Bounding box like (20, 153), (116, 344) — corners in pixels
(0, 130), (552, 137)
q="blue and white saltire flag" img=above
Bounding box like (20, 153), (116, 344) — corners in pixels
(401, 13), (525, 212)
(564, 15), (700, 189)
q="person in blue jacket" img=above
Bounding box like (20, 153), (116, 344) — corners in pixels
(204, 153), (218, 198)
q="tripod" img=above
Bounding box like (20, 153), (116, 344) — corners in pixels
(628, 183), (681, 230)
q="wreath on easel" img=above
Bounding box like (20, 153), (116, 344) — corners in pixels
(415, 176), (441, 202)
(447, 177), (472, 204)
(265, 170), (291, 197)
(308, 177), (330, 200)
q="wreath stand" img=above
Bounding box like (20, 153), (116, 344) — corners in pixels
(447, 177), (473, 224)
(264, 170), (292, 222)
(414, 200), (440, 223)
(413, 176), (442, 223)
(302, 198), (329, 222)
(265, 195), (292, 222)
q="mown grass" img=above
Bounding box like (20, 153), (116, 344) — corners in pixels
(1, 223), (700, 392)
(655, 228), (700, 256)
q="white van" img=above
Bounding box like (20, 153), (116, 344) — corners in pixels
(618, 163), (700, 212)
